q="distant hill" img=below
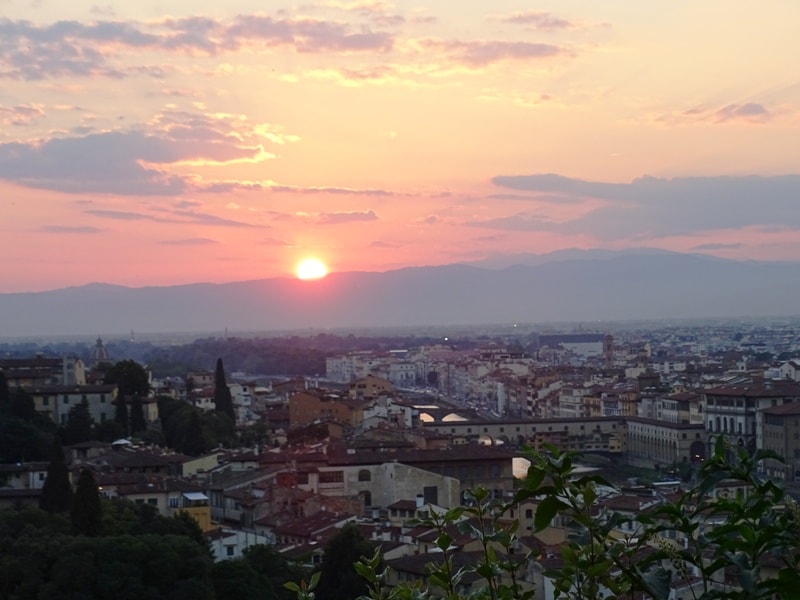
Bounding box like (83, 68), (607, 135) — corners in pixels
(2, 250), (800, 337)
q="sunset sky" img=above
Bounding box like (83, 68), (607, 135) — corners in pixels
(1, 0), (798, 293)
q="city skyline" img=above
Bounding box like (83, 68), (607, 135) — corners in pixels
(1, 0), (799, 293)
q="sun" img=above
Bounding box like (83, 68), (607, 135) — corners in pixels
(295, 258), (328, 280)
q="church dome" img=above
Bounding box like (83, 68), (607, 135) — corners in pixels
(91, 337), (111, 366)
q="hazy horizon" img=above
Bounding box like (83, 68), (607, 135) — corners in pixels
(3, 252), (800, 338)
(3, 246), (799, 295)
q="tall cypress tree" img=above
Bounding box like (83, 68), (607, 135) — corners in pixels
(114, 395), (129, 437)
(62, 399), (93, 445)
(0, 371), (10, 409)
(71, 468), (102, 536)
(181, 411), (206, 457)
(213, 358), (235, 423)
(40, 437), (73, 514)
(129, 397), (147, 435)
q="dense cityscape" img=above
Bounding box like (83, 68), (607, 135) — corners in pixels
(3, 0), (799, 596)
(2, 318), (800, 597)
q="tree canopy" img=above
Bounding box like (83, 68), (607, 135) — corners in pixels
(1, 497), (304, 598)
(316, 523), (376, 600)
(104, 359), (150, 398)
(157, 396), (236, 455)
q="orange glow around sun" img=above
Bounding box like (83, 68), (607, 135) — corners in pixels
(295, 258), (328, 280)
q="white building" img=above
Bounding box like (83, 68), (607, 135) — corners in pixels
(208, 528), (272, 561)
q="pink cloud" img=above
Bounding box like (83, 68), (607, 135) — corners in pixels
(0, 15), (395, 79)
(420, 39), (566, 66)
(0, 109), (290, 195)
(159, 237), (219, 245)
(0, 103), (45, 126)
(714, 103), (772, 123)
(495, 11), (577, 31)
(317, 210), (378, 224)
(657, 102), (777, 125)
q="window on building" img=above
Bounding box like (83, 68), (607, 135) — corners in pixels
(42, 396), (49, 406)
(169, 497), (179, 508)
(148, 498), (157, 505)
(226, 545), (235, 557)
(319, 471), (344, 483)
(358, 469), (371, 482)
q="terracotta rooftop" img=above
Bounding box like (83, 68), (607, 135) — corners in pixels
(273, 510), (353, 537)
(761, 401), (800, 416)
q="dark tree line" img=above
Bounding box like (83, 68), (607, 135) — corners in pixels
(0, 497), (309, 599)
(0, 501), (214, 598)
(141, 333), (453, 378)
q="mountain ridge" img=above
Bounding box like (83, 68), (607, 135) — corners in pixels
(2, 250), (799, 337)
